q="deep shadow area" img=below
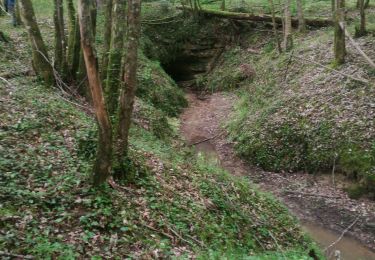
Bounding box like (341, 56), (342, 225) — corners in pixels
(162, 54), (210, 83)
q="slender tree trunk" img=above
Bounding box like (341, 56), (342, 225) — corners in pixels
(53, 0), (67, 75)
(269, 0), (282, 53)
(283, 0), (293, 51)
(66, 0), (77, 78)
(106, 0), (126, 115)
(221, 0), (225, 10)
(15, 1), (22, 25)
(101, 0), (113, 81)
(117, 0), (141, 164)
(79, 0), (113, 186)
(296, 0), (306, 33)
(355, 0), (367, 37)
(19, 0), (54, 85)
(334, 0), (346, 65)
(364, 0), (370, 8)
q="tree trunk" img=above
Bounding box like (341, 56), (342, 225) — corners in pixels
(283, 0), (293, 51)
(364, 0), (370, 8)
(106, 0), (126, 115)
(269, 0), (282, 53)
(15, 0), (22, 25)
(116, 0), (141, 165)
(220, 0), (225, 11)
(78, 0), (113, 185)
(101, 0), (113, 81)
(334, 0), (346, 65)
(66, 0), (78, 78)
(19, 0), (54, 86)
(296, 0), (306, 33)
(355, 0), (367, 37)
(53, 0), (67, 75)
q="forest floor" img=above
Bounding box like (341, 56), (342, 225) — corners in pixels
(180, 91), (375, 258)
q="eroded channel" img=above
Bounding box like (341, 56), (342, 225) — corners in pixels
(180, 92), (375, 260)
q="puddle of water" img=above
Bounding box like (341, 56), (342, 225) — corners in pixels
(302, 222), (375, 260)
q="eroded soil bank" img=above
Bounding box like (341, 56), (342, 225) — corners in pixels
(180, 92), (375, 259)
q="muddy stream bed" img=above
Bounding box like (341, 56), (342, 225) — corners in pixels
(180, 92), (375, 260)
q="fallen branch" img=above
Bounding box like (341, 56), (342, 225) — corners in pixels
(0, 76), (12, 86)
(339, 22), (375, 68)
(177, 6), (334, 27)
(284, 190), (340, 199)
(141, 223), (175, 240)
(0, 251), (34, 259)
(292, 54), (370, 85)
(190, 131), (225, 146)
(324, 215), (360, 252)
(108, 176), (135, 194)
(0, 70), (33, 79)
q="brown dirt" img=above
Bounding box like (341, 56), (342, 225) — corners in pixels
(180, 91), (375, 254)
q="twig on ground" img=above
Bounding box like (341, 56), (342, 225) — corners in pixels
(339, 22), (375, 68)
(141, 223), (175, 240)
(284, 190), (340, 199)
(0, 76), (12, 86)
(108, 176), (135, 194)
(292, 54), (370, 85)
(324, 215), (360, 252)
(0, 251), (34, 259)
(283, 50), (294, 82)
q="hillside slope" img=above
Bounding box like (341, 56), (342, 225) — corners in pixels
(0, 10), (317, 260)
(208, 22), (375, 198)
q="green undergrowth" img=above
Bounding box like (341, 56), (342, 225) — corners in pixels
(137, 53), (188, 117)
(0, 73), (319, 259)
(200, 0), (362, 19)
(218, 23), (375, 198)
(1, 9), (318, 259)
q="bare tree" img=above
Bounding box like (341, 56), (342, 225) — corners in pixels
(19, 0), (54, 85)
(106, 0), (127, 115)
(283, 0), (293, 51)
(269, 0), (282, 53)
(355, 0), (367, 37)
(296, 0), (306, 33)
(334, 0), (346, 65)
(66, 0), (80, 79)
(53, 0), (67, 75)
(221, 0), (225, 11)
(101, 0), (113, 81)
(117, 0), (142, 163)
(79, 0), (113, 185)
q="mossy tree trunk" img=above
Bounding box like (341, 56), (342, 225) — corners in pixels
(19, 0), (54, 86)
(296, 0), (306, 33)
(106, 0), (126, 115)
(116, 0), (141, 168)
(78, 0), (113, 186)
(334, 0), (346, 65)
(66, 0), (80, 79)
(53, 0), (67, 76)
(283, 0), (293, 51)
(355, 0), (367, 37)
(101, 0), (113, 81)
